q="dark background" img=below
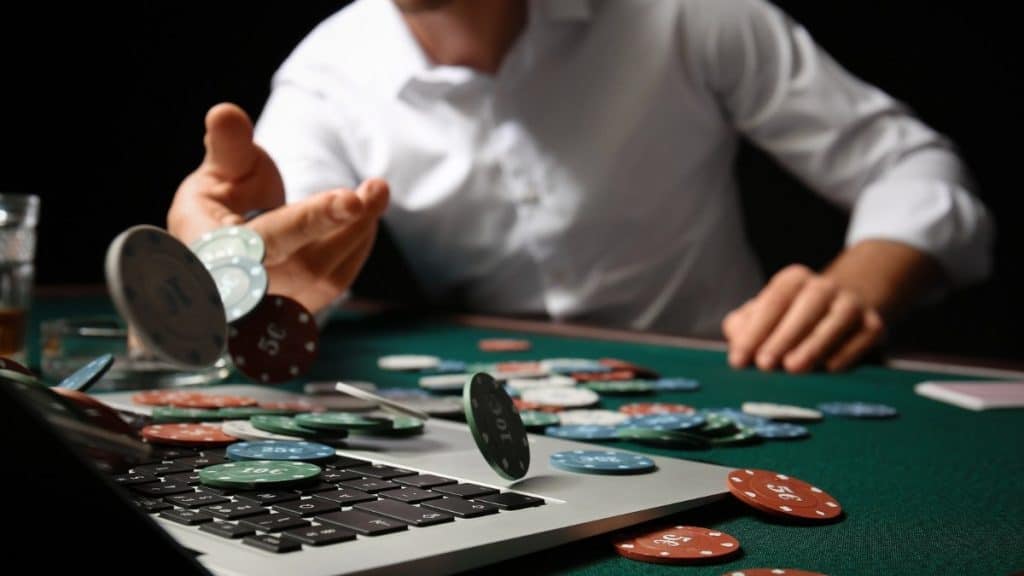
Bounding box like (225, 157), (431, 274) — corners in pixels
(4, 2), (1020, 361)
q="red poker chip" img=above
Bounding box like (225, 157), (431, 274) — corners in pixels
(132, 390), (209, 407)
(727, 468), (843, 521)
(572, 369), (636, 382)
(51, 388), (135, 435)
(614, 525), (740, 564)
(493, 361), (543, 374)
(619, 402), (695, 416)
(168, 394), (258, 409)
(228, 295), (319, 384)
(479, 338), (532, 352)
(599, 358), (660, 379)
(141, 423), (238, 447)
(512, 398), (561, 413)
(724, 565), (827, 569)
(0, 357), (34, 376)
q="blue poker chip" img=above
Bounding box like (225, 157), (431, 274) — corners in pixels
(544, 425), (621, 441)
(626, 413), (706, 431)
(753, 422), (810, 440)
(226, 440), (337, 462)
(818, 402), (899, 419)
(702, 408), (770, 428)
(549, 450), (657, 475)
(57, 353), (114, 392)
(421, 359), (468, 374)
(652, 378), (701, 392)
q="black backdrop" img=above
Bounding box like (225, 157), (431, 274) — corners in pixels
(4, 2), (1020, 361)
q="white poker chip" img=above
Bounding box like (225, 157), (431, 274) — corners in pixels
(419, 373), (470, 391)
(378, 354), (441, 371)
(539, 358), (604, 372)
(558, 409), (631, 426)
(190, 225), (266, 264)
(221, 419), (302, 442)
(206, 256), (268, 323)
(741, 402), (823, 422)
(522, 387), (600, 409)
(506, 375), (577, 392)
(105, 225), (227, 368)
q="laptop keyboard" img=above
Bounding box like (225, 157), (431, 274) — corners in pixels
(117, 448), (545, 554)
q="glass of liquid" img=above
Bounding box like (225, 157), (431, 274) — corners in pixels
(0, 194), (40, 363)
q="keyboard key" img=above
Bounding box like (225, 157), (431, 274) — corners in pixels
(313, 488), (377, 506)
(317, 510), (408, 536)
(326, 456), (371, 470)
(175, 454), (227, 469)
(282, 524), (356, 546)
(132, 482), (194, 497)
(203, 501), (266, 520)
(133, 462), (196, 477)
(274, 498), (340, 517)
(421, 497), (499, 518)
(165, 492), (230, 509)
(354, 500), (454, 527)
(294, 482), (342, 495)
(132, 497), (172, 513)
(432, 484), (498, 499)
(394, 474), (457, 489)
(475, 492), (545, 510)
(243, 534), (301, 554)
(159, 508), (215, 526)
(239, 513), (311, 533)
(200, 520), (255, 539)
(380, 487), (442, 504)
(339, 479), (401, 494)
(319, 469), (362, 483)
(347, 465), (417, 480)
(163, 471), (201, 486)
(113, 472), (159, 486)
(235, 490), (301, 505)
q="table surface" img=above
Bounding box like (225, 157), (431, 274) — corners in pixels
(28, 295), (1024, 576)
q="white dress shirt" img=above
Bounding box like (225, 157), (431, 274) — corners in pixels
(255, 0), (992, 337)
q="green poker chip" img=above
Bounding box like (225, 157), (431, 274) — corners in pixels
(250, 415), (347, 439)
(710, 427), (761, 446)
(294, 412), (390, 431)
(464, 372), (530, 480)
(354, 415), (425, 437)
(151, 407), (222, 423)
(519, 410), (561, 431)
(216, 406), (296, 419)
(198, 460), (320, 489)
(581, 380), (656, 395)
(693, 413), (738, 438)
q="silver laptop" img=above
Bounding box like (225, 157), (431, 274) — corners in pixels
(98, 384), (729, 576)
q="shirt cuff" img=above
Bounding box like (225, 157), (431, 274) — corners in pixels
(845, 178), (994, 287)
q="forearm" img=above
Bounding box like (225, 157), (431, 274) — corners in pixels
(823, 239), (942, 321)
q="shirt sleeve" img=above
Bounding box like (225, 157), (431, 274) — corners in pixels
(691, 0), (993, 286)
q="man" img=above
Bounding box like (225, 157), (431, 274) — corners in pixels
(168, 0), (992, 373)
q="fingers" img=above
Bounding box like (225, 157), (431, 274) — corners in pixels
(727, 264), (812, 368)
(249, 188), (366, 266)
(825, 309), (885, 372)
(782, 292), (862, 373)
(201, 103), (258, 181)
(754, 276), (837, 370)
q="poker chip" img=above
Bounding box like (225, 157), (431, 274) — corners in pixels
(294, 412), (390, 432)
(652, 378), (701, 392)
(582, 380), (656, 395)
(419, 373), (471, 392)
(703, 408), (770, 429)
(50, 388), (134, 435)
(616, 427), (711, 449)
(140, 423), (238, 447)
(304, 380), (376, 395)
(218, 405), (308, 419)
(521, 387), (600, 409)
(131, 390), (206, 407)
(505, 375), (577, 392)
(478, 338), (532, 352)
(695, 413), (740, 437)
(558, 409), (631, 427)
(627, 413), (707, 431)
(619, 402), (695, 416)
(378, 354), (441, 371)
(545, 425), (621, 441)
(250, 415), (346, 439)
(229, 295), (319, 383)
(0, 357), (33, 376)
(818, 402), (899, 419)
(56, 353), (114, 392)
(168, 393), (259, 409)
(614, 525), (740, 564)
(464, 372), (530, 480)
(727, 468), (843, 521)
(742, 402), (823, 422)
(206, 256), (268, 323)
(334, 380), (430, 421)
(465, 362), (547, 379)
(354, 415), (426, 437)
(222, 419), (306, 442)
(550, 450), (656, 475)
(151, 406), (222, 423)
(598, 358), (660, 379)
(724, 565), (827, 569)
(226, 440), (336, 462)
(710, 428), (760, 446)
(189, 225), (266, 265)
(0, 367), (43, 387)
(518, 410), (562, 431)
(753, 422), (810, 440)
(540, 358), (608, 374)
(198, 460), (321, 490)
(105, 225), (227, 368)
(572, 369), (636, 382)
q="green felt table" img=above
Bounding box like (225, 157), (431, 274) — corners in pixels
(27, 295), (1024, 575)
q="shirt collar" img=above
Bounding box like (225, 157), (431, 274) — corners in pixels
(378, 0), (592, 99)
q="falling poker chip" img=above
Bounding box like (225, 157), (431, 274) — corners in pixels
(614, 525), (740, 564)
(228, 294), (319, 384)
(56, 353), (114, 392)
(463, 372), (530, 480)
(206, 256), (268, 323)
(726, 468), (843, 521)
(105, 225), (227, 368)
(0, 357), (34, 376)
(189, 225), (266, 265)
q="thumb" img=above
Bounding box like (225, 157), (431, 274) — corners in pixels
(201, 102), (258, 181)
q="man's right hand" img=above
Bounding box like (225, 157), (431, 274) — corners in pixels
(168, 102), (389, 314)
